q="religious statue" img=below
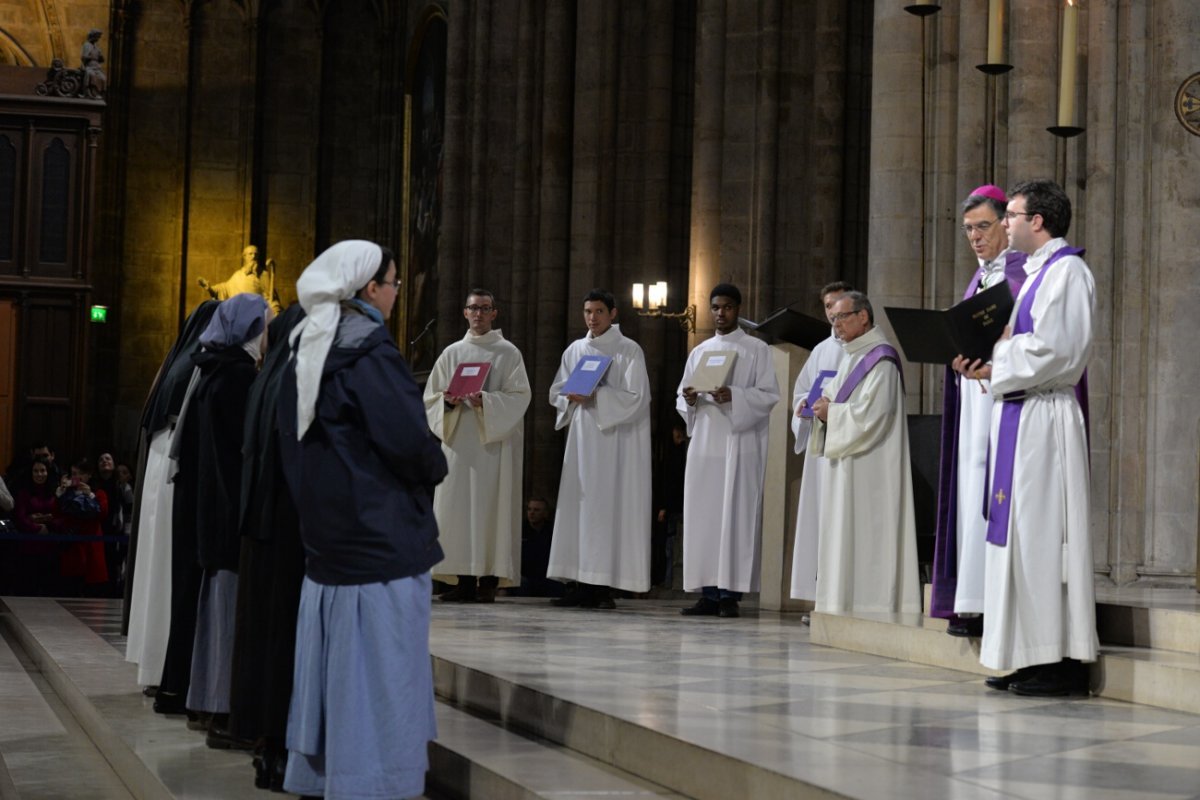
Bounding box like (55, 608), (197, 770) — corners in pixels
(197, 245), (283, 314)
(35, 30), (107, 99)
(81, 30), (107, 97)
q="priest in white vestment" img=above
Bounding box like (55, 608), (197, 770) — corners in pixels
(810, 292), (920, 614)
(547, 289), (651, 608)
(956, 180), (1097, 696)
(424, 289), (531, 603)
(930, 185), (1028, 638)
(789, 281), (853, 603)
(676, 284), (780, 618)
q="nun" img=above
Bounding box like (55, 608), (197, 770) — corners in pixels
(277, 240), (447, 800)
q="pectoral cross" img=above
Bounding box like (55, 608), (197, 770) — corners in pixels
(994, 489), (1006, 505)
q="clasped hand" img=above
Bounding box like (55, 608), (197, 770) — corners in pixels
(682, 386), (731, 406)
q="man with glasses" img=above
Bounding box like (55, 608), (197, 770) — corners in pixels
(424, 289), (531, 603)
(809, 292), (920, 614)
(930, 186), (1028, 639)
(954, 180), (1097, 696)
(675, 284), (780, 618)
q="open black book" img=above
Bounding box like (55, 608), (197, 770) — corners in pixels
(739, 306), (830, 351)
(884, 281), (1015, 365)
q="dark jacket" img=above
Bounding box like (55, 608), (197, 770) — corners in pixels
(278, 311), (447, 585)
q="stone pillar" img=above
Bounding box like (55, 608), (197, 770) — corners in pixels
(865, 3), (923, 403)
(688, 0), (724, 347)
(1006, 0), (1058, 178)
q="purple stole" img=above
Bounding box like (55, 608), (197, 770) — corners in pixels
(929, 251), (1027, 619)
(985, 246), (1087, 547)
(833, 343), (903, 402)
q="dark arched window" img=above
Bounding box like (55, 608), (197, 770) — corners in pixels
(40, 137), (70, 264)
(0, 134), (15, 261)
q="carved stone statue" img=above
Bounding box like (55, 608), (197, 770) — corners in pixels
(197, 245), (283, 313)
(81, 30), (107, 96)
(35, 30), (107, 99)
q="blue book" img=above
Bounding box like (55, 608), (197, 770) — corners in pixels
(560, 354), (613, 397)
(799, 369), (838, 418)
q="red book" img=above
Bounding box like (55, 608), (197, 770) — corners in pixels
(446, 362), (491, 398)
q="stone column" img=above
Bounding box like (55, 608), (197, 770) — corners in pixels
(687, 0), (724, 347)
(1005, 0), (1058, 178)
(865, 2), (923, 402)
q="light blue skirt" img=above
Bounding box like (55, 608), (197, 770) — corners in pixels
(283, 573), (436, 800)
(187, 568), (238, 713)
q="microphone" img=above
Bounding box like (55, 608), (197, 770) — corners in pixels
(410, 316), (437, 347)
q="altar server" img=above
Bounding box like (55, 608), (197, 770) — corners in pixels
(676, 284), (779, 618)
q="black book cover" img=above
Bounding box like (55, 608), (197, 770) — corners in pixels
(740, 306), (830, 351)
(884, 281), (1015, 365)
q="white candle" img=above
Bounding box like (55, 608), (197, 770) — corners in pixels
(1057, 0), (1078, 127)
(987, 0), (1004, 65)
(632, 283), (644, 310)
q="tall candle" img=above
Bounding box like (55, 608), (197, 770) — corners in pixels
(1057, 0), (1078, 127)
(987, 0), (1004, 65)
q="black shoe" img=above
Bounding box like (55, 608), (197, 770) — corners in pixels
(593, 589), (615, 610)
(439, 577), (477, 602)
(1009, 660), (1090, 697)
(205, 714), (255, 751)
(552, 584), (587, 607)
(718, 598), (740, 618)
(186, 711), (212, 731)
(680, 597), (720, 617)
(153, 690), (187, 714)
(946, 615), (984, 638)
(984, 666), (1035, 691)
(477, 576), (499, 603)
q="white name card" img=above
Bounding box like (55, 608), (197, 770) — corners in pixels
(706, 355), (727, 366)
(582, 360), (601, 372)
(461, 366), (481, 376)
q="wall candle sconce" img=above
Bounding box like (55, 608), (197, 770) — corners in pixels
(631, 281), (696, 333)
(977, 0), (1013, 74)
(1049, 0), (1084, 137)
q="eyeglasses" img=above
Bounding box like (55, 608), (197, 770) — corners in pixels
(378, 278), (400, 289)
(1004, 210), (1035, 220)
(465, 305), (494, 314)
(831, 310), (863, 323)
(960, 220), (999, 235)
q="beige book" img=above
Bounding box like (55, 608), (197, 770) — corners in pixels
(690, 350), (737, 392)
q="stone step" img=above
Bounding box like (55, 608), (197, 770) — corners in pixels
(430, 701), (688, 800)
(0, 612), (135, 799)
(924, 580), (1200, 655)
(0, 596), (275, 800)
(810, 608), (1200, 715)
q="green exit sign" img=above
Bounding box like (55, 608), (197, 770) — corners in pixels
(90, 305), (108, 323)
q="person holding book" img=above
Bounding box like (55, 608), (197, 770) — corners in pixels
(929, 185), (1028, 639)
(547, 289), (651, 609)
(955, 180), (1096, 696)
(788, 281), (853, 604)
(809, 292), (920, 614)
(675, 284), (779, 618)
(424, 288), (531, 603)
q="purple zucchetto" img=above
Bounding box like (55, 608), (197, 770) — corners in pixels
(970, 184), (1007, 203)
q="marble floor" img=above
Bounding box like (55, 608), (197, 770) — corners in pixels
(4, 593), (1200, 799)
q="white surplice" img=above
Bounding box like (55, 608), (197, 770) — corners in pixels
(811, 326), (921, 613)
(952, 251), (1016, 614)
(547, 324), (651, 592)
(982, 239), (1098, 671)
(125, 427), (174, 685)
(788, 334), (845, 601)
(424, 329), (531, 585)
(675, 329), (780, 593)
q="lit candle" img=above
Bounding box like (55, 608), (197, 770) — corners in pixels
(987, 0), (1004, 65)
(655, 281), (668, 309)
(1057, 0), (1078, 127)
(632, 283), (644, 310)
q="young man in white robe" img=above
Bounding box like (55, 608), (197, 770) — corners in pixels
(789, 281), (853, 603)
(810, 292), (921, 614)
(930, 185), (1028, 638)
(676, 284), (780, 618)
(424, 289), (531, 603)
(954, 179), (1097, 696)
(547, 289), (652, 609)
